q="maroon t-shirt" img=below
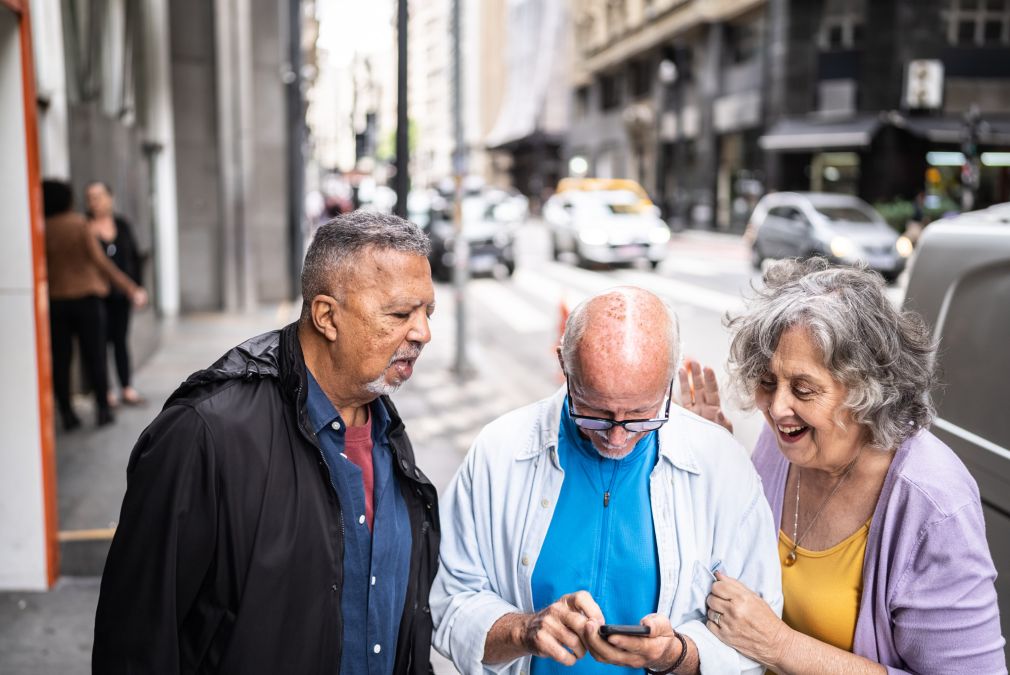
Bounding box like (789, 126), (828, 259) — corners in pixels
(343, 415), (375, 530)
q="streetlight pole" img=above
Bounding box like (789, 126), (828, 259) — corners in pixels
(451, 0), (470, 377)
(394, 0), (409, 219)
(961, 105), (982, 213)
(655, 56), (677, 223)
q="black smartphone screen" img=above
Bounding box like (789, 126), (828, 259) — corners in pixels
(598, 624), (650, 637)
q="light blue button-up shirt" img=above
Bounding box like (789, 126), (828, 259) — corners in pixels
(431, 387), (783, 675)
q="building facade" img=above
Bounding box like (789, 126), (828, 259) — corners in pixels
(3, 0), (307, 588)
(567, 0), (1010, 231)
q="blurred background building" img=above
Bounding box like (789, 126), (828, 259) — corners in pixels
(4, 0), (310, 589)
(5, 0), (1010, 589)
(565, 0), (1010, 231)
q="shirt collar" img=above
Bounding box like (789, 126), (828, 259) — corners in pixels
(304, 369), (391, 437)
(305, 369), (340, 434)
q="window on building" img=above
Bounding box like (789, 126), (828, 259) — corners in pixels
(628, 60), (652, 99)
(944, 0), (1010, 44)
(818, 0), (866, 51)
(575, 86), (590, 118)
(600, 72), (622, 111)
(606, 0), (626, 40)
(727, 16), (763, 64)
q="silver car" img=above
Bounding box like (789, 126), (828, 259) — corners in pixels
(748, 192), (913, 281)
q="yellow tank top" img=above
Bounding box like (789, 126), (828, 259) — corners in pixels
(777, 522), (869, 653)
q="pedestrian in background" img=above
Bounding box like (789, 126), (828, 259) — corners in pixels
(94, 212), (440, 674)
(42, 179), (147, 430)
(86, 181), (146, 407)
(684, 258), (1006, 673)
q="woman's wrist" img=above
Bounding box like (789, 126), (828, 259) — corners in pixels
(762, 620), (796, 670)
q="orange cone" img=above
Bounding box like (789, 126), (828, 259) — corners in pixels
(556, 299), (569, 383)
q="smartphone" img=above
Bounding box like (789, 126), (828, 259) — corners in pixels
(598, 624), (650, 637)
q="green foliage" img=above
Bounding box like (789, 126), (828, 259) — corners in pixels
(873, 199), (915, 232)
(873, 196), (961, 232)
(377, 120), (418, 162)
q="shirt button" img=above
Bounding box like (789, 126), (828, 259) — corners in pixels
(358, 514), (366, 525)
(541, 498), (549, 508)
(521, 555), (530, 566)
(331, 421), (341, 431)
(373, 644), (381, 654)
(371, 575), (376, 586)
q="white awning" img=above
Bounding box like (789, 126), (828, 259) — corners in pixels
(485, 0), (569, 150)
(759, 115), (882, 151)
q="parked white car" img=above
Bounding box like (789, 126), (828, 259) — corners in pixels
(747, 192), (913, 281)
(543, 189), (670, 268)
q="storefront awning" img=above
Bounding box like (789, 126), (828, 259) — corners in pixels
(895, 115), (1010, 145)
(759, 115), (882, 151)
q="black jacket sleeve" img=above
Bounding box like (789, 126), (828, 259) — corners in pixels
(93, 404), (218, 674)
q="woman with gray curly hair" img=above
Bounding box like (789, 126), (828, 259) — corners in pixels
(684, 258), (1005, 674)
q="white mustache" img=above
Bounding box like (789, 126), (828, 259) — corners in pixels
(388, 345), (422, 366)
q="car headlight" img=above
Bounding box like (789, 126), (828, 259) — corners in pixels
(829, 236), (857, 260)
(896, 236), (914, 258)
(650, 226), (671, 244)
(579, 228), (608, 246)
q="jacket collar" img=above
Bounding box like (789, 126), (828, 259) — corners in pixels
(522, 386), (702, 475)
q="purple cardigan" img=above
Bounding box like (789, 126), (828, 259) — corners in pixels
(752, 426), (1007, 674)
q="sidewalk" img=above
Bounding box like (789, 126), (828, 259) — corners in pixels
(0, 292), (555, 674)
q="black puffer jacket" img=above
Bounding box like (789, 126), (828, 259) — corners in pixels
(93, 322), (440, 674)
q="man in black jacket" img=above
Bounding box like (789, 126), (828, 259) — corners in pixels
(94, 212), (440, 674)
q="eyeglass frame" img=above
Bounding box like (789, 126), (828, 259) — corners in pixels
(565, 378), (675, 433)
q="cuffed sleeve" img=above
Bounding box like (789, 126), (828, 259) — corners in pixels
(677, 619), (762, 675)
(431, 446), (521, 674)
(694, 464), (781, 674)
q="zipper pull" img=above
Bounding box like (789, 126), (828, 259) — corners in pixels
(604, 491), (610, 508)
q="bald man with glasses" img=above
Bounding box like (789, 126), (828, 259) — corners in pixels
(431, 287), (782, 675)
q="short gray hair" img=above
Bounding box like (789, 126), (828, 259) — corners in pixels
(300, 210), (430, 317)
(727, 258), (937, 450)
(560, 293), (681, 381)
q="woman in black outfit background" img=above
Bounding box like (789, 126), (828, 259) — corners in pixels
(86, 181), (146, 407)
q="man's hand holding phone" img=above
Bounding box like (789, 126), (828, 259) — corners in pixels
(517, 590), (604, 666)
(584, 614), (690, 673)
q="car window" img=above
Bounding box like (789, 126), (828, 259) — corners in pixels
(813, 205), (877, 224)
(768, 206), (805, 222)
(575, 190), (653, 216)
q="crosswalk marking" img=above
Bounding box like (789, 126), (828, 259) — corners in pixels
(468, 278), (553, 333)
(438, 258), (752, 339)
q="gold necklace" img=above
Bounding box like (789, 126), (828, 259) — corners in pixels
(784, 455), (860, 567)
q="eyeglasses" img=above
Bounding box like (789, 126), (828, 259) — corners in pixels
(566, 379), (674, 433)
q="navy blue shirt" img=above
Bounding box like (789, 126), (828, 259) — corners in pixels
(305, 371), (411, 675)
(531, 398), (661, 674)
